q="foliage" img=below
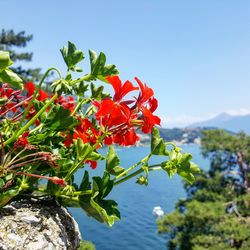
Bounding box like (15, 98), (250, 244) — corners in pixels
(0, 42), (198, 226)
(0, 29), (42, 82)
(158, 130), (250, 249)
(78, 240), (96, 250)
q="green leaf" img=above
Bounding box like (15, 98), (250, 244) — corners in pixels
(88, 50), (119, 81)
(160, 148), (199, 183)
(151, 127), (169, 156)
(0, 179), (5, 189)
(44, 105), (79, 131)
(28, 132), (49, 144)
(51, 79), (72, 96)
(161, 161), (178, 178)
(106, 146), (120, 173)
(79, 171), (91, 190)
(103, 64), (119, 77)
(60, 41), (84, 71)
(92, 52), (106, 75)
(0, 69), (23, 89)
(110, 166), (125, 176)
(74, 140), (93, 161)
(190, 162), (200, 174)
(90, 83), (110, 100)
(79, 196), (120, 227)
(0, 189), (19, 208)
(178, 171), (195, 184)
(73, 81), (89, 96)
(101, 172), (113, 198)
(92, 172), (113, 199)
(87, 151), (105, 161)
(0, 51), (13, 69)
(89, 49), (98, 72)
(178, 153), (193, 170)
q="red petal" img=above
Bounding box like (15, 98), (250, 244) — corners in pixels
(116, 80), (138, 101)
(135, 77), (154, 105)
(104, 136), (113, 145)
(107, 76), (138, 101)
(149, 97), (158, 113)
(106, 76), (122, 99)
(24, 82), (35, 97)
(85, 160), (97, 170)
(38, 89), (48, 101)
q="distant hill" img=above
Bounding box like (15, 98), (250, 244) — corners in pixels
(159, 127), (203, 144)
(189, 113), (250, 134)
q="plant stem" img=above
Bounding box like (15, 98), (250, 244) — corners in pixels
(114, 166), (161, 186)
(73, 190), (92, 196)
(71, 98), (90, 116)
(64, 161), (83, 182)
(5, 148), (26, 166)
(29, 123), (43, 134)
(114, 154), (151, 181)
(69, 74), (93, 85)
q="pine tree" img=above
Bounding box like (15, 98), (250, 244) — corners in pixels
(0, 29), (42, 82)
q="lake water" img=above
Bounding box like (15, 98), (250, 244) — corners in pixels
(69, 144), (209, 250)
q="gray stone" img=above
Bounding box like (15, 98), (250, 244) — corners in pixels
(0, 199), (81, 250)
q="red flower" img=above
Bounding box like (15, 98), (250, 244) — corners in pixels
(94, 76), (138, 130)
(94, 99), (131, 128)
(140, 106), (161, 133)
(0, 84), (23, 117)
(14, 131), (29, 148)
(63, 133), (73, 147)
(106, 76), (138, 101)
(94, 76), (161, 145)
(134, 77), (154, 106)
(73, 118), (100, 146)
(24, 82), (48, 101)
(56, 95), (75, 112)
(24, 82), (35, 97)
(62, 118), (101, 148)
(85, 160), (97, 170)
(134, 77), (161, 133)
(23, 82), (49, 125)
(113, 128), (139, 146)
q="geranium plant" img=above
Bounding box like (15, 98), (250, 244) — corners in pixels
(0, 42), (199, 226)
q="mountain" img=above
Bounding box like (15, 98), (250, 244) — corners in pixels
(189, 113), (250, 134)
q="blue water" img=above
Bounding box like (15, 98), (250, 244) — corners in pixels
(69, 144), (209, 250)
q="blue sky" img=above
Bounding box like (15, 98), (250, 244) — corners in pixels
(1, 0), (250, 127)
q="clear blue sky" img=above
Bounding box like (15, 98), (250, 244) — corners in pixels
(1, 0), (250, 127)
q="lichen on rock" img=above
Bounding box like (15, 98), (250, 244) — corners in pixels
(0, 199), (81, 250)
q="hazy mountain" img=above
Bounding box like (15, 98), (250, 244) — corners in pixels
(189, 113), (250, 134)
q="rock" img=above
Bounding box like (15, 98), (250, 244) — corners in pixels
(0, 198), (81, 250)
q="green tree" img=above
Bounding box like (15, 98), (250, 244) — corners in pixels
(158, 130), (250, 250)
(0, 29), (41, 82)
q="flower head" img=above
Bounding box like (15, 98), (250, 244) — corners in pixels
(14, 131), (30, 148)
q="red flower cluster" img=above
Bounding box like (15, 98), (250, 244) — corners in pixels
(73, 118), (100, 145)
(3, 77), (160, 171)
(25, 82), (48, 101)
(55, 95), (75, 112)
(14, 131), (29, 148)
(94, 76), (161, 146)
(24, 82), (76, 125)
(62, 117), (100, 169)
(0, 84), (24, 119)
